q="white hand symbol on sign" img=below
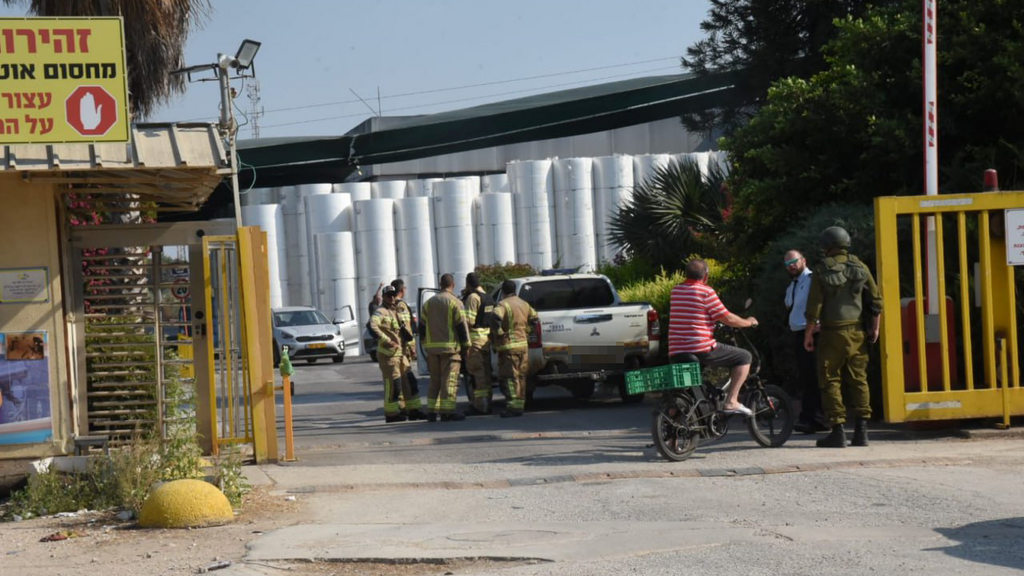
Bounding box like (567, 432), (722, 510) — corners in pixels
(80, 92), (103, 130)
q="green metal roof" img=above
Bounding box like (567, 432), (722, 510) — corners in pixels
(234, 70), (741, 189)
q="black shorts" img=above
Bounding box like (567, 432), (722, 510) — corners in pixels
(692, 343), (751, 369)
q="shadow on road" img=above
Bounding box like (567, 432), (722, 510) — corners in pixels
(931, 517), (1024, 571)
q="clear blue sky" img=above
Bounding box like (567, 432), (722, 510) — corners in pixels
(1, 0), (713, 138)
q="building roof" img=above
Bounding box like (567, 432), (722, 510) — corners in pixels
(234, 70), (740, 189)
(2, 123), (229, 212)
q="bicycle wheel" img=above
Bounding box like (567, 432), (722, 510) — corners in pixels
(650, 393), (700, 461)
(745, 383), (794, 447)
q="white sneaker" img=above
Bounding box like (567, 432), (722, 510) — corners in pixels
(721, 404), (753, 417)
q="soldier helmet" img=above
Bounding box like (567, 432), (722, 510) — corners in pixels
(821, 226), (851, 249)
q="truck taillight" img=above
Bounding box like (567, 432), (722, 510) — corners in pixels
(528, 320), (543, 349)
(647, 309), (660, 338)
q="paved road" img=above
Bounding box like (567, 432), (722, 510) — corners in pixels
(243, 357), (1024, 576)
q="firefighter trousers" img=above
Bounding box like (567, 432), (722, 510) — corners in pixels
(498, 349), (528, 413)
(426, 351), (461, 414)
(466, 344), (492, 412)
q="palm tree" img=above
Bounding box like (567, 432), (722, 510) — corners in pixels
(2, 0), (209, 119)
(608, 157), (732, 269)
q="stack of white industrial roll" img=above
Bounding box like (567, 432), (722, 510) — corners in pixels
(313, 231), (359, 353)
(406, 178), (443, 198)
(240, 187), (280, 206)
(632, 153), (672, 188)
(371, 180), (407, 199)
(592, 155), (635, 264)
(353, 198), (398, 330)
(477, 192), (516, 266)
(432, 180), (475, 294)
(304, 192), (353, 309)
(395, 196), (438, 312)
(336, 182), (372, 202)
(279, 185), (328, 306)
(553, 157), (597, 271)
(508, 159), (555, 270)
(240, 203), (285, 308)
(481, 173), (509, 193)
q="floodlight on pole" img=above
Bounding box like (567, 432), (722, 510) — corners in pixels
(172, 39), (262, 226)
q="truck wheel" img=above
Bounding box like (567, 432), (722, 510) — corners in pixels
(619, 385), (645, 404)
(273, 340), (280, 369)
(369, 351), (377, 363)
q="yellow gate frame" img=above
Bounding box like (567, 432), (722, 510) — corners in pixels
(875, 191), (1022, 423)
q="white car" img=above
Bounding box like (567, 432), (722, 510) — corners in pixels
(272, 306), (358, 366)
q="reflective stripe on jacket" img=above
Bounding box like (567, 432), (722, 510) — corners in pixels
(422, 291), (467, 354)
(369, 305), (402, 357)
(463, 290), (491, 347)
(492, 295), (538, 352)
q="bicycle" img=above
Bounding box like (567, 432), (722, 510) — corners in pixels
(650, 325), (794, 462)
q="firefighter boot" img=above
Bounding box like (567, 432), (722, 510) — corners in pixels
(851, 418), (869, 447)
(815, 424), (847, 448)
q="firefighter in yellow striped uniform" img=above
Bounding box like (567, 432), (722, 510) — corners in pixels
(391, 279), (426, 420)
(368, 285), (415, 423)
(491, 279), (538, 418)
(462, 273), (495, 415)
(418, 273), (469, 422)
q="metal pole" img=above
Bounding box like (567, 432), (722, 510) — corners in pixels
(218, 54), (243, 226)
(923, 0), (939, 315)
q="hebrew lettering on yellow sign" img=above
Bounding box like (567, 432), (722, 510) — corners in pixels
(0, 17), (129, 144)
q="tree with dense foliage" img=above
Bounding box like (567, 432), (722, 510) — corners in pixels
(723, 0), (1024, 252)
(681, 0), (880, 135)
(608, 158), (731, 271)
(1, 0), (209, 119)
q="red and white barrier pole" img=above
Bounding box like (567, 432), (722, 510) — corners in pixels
(923, 0), (939, 315)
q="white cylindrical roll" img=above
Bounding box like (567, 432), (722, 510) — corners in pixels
(336, 182), (372, 202)
(241, 204), (285, 308)
(395, 197), (436, 277)
(514, 204), (554, 259)
(355, 229), (398, 288)
(553, 157), (594, 193)
(279, 186), (310, 306)
(566, 234), (597, 272)
(479, 222), (516, 265)
(519, 251), (553, 271)
(508, 159), (554, 208)
(449, 175), (481, 198)
(315, 231), (357, 281)
(593, 155), (634, 190)
(406, 178), (443, 198)
(354, 198), (396, 232)
(435, 226), (475, 276)
(304, 193), (353, 308)
(298, 183), (333, 197)
(633, 153), (672, 187)
(432, 182), (473, 228)
(480, 192), (515, 224)
(371, 180), (407, 199)
(481, 173), (509, 194)
(400, 272), (437, 315)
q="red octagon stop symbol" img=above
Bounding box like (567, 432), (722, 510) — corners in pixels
(65, 86), (118, 137)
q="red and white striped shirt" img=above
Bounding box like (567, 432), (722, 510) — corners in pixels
(668, 279), (729, 355)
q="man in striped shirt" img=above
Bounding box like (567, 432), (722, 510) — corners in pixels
(669, 258), (759, 416)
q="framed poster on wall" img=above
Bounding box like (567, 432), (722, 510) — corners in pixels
(0, 331), (52, 445)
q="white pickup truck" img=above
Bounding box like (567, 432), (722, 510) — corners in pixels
(492, 272), (661, 402)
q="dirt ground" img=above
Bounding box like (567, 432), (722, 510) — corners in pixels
(0, 487), (303, 576)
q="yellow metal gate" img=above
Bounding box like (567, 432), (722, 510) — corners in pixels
(202, 227), (276, 461)
(874, 191), (1022, 423)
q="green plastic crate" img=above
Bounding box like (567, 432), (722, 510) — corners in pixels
(624, 363), (702, 395)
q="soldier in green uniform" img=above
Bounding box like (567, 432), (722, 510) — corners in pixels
(804, 226), (882, 448)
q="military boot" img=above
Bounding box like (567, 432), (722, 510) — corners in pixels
(816, 424), (847, 448)
(851, 418), (869, 447)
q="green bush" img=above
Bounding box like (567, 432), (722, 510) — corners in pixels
(597, 255), (660, 289)
(472, 262), (537, 293)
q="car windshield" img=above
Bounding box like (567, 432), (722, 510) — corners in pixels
(274, 310), (330, 327)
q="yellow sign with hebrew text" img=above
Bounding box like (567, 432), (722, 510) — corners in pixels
(0, 17), (129, 144)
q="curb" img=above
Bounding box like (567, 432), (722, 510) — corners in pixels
(292, 429), (641, 453)
(282, 456), (970, 495)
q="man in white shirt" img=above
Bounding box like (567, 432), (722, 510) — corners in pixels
(784, 250), (826, 433)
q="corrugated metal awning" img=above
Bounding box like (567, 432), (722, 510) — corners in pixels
(1, 123), (230, 213)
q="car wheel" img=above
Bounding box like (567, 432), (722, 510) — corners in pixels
(273, 341), (280, 368)
(369, 351), (377, 363)
(333, 354), (344, 364)
(305, 359), (317, 365)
